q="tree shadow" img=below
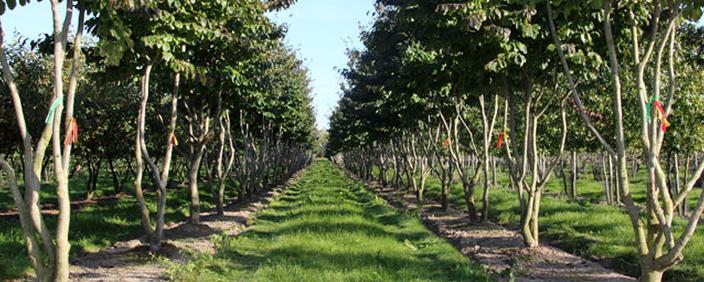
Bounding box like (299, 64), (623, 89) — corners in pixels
(218, 243), (480, 281)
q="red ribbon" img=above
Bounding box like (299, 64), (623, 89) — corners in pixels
(497, 132), (505, 149)
(64, 118), (78, 146)
(443, 138), (451, 148)
(652, 100), (670, 132)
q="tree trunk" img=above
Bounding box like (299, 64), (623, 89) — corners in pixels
(570, 151), (578, 199)
(521, 190), (541, 248)
(611, 155), (621, 204)
(462, 177), (479, 222)
(672, 154), (686, 216)
(153, 181), (167, 251)
(631, 156), (638, 178)
(108, 157), (122, 194)
(481, 152), (491, 222)
(188, 143), (206, 223)
(491, 157), (497, 187)
(574, 153), (580, 180)
(134, 63), (156, 246)
(639, 267), (664, 282)
(560, 159), (568, 198)
(440, 170), (449, 210)
(601, 154), (611, 204)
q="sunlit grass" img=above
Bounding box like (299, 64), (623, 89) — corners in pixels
(412, 165), (704, 281)
(0, 171), (222, 279)
(170, 160), (491, 282)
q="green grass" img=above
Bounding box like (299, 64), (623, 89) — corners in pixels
(407, 166), (704, 281)
(170, 160), (491, 282)
(0, 171), (223, 279)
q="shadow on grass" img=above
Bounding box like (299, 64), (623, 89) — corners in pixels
(172, 161), (490, 281)
(252, 220), (429, 243)
(0, 183), (220, 279)
(220, 244), (473, 279)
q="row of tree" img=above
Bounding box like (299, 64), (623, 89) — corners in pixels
(327, 1), (704, 281)
(0, 0), (315, 281)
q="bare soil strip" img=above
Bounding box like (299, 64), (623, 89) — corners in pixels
(68, 169), (306, 282)
(350, 173), (637, 282)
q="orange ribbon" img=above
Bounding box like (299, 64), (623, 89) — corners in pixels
(64, 118), (78, 146)
(443, 137), (451, 148)
(168, 133), (178, 146)
(497, 132), (505, 149)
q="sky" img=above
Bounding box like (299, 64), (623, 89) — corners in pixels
(269, 1), (376, 130)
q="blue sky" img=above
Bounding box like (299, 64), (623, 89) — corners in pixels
(270, 1), (375, 130)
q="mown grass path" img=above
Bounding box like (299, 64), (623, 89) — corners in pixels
(171, 160), (490, 281)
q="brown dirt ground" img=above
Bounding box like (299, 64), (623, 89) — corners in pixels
(350, 173), (637, 282)
(68, 170), (305, 282)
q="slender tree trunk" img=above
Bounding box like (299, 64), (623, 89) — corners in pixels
(479, 94), (499, 222)
(570, 151), (578, 199)
(108, 157), (122, 194)
(560, 159), (568, 198)
(188, 143), (206, 223)
(491, 157), (497, 187)
(440, 167), (450, 210)
(631, 156), (639, 178)
(602, 154), (612, 204)
(134, 63), (155, 242)
(672, 154), (685, 216)
(87, 159), (101, 200)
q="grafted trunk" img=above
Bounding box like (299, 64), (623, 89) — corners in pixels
(640, 266), (664, 282)
(521, 189), (542, 247)
(463, 178), (480, 222)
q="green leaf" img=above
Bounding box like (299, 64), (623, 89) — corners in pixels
(404, 239), (417, 251)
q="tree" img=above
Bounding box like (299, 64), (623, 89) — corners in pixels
(547, 0), (704, 280)
(0, 0), (86, 280)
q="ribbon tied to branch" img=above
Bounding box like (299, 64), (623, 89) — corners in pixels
(646, 97), (670, 132)
(497, 131), (506, 149)
(63, 118), (79, 146)
(168, 133), (179, 147)
(45, 96), (63, 124)
(442, 137), (451, 148)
